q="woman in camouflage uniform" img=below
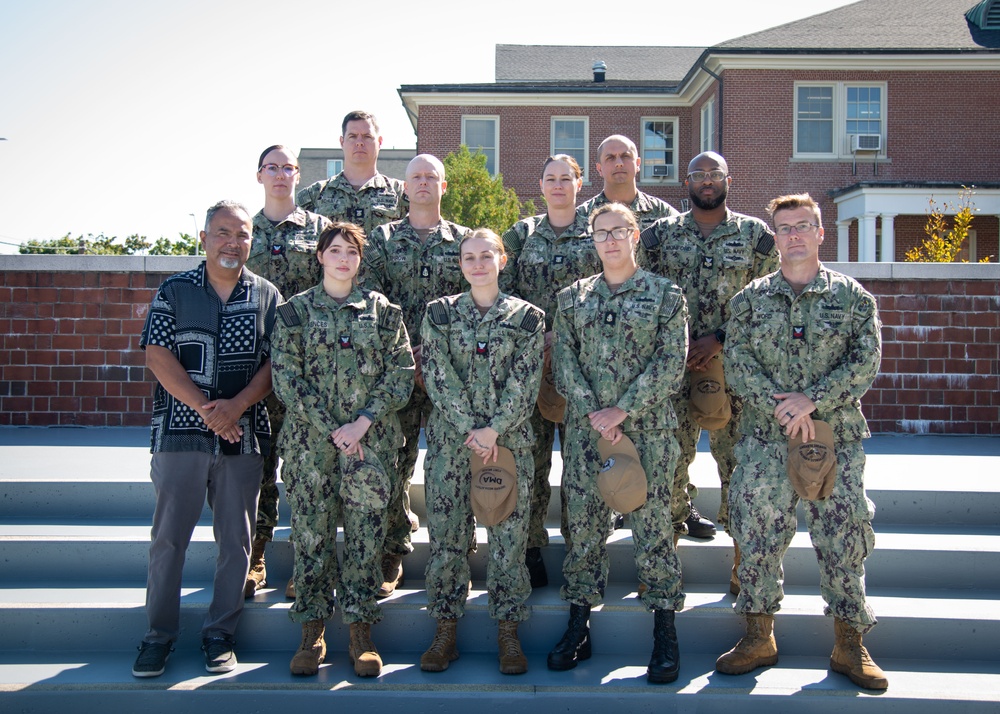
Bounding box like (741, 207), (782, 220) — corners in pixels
(419, 229), (544, 675)
(271, 222), (414, 678)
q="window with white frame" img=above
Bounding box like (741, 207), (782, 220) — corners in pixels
(550, 117), (589, 180)
(326, 159), (343, 178)
(700, 99), (715, 153)
(640, 117), (679, 182)
(461, 116), (499, 175)
(794, 82), (886, 158)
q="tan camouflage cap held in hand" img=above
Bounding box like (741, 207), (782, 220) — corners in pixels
(787, 420), (837, 500)
(470, 447), (518, 526)
(536, 362), (566, 423)
(690, 357), (731, 430)
(596, 434), (647, 514)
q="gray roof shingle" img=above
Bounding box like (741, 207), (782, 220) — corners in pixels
(495, 45), (707, 84)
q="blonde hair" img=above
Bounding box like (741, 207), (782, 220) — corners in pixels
(459, 228), (506, 257)
(767, 193), (822, 225)
(589, 202), (638, 233)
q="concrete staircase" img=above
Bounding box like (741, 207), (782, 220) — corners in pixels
(1, 427), (998, 713)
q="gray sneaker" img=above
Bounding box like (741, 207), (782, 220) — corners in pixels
(132, 641), (172, 678)
(202, 636), (238, 673)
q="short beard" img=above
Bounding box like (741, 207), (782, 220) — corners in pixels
(689, 188), (727, 211)
(219, 257), (240, 269)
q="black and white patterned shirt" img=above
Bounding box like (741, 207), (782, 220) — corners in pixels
(140, 262), (281, 455)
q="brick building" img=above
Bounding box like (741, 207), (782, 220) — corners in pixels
(399, 0), (1000, 262)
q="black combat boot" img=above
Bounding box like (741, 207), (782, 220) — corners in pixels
(547, 603), (592, 671)
(647, 609), (680, 684)
(525, 547), (548, 588)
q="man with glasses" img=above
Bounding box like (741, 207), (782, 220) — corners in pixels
(718, 193), (887, 691)
(297, 110), (408, 236)
(244, 145), (331, 600)
(638, 151), (777, 594)
(577, 135), (678, 231)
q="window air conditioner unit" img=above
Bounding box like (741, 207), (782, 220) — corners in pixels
(851, 134), (881, 152)
(651, 165), (672, 177)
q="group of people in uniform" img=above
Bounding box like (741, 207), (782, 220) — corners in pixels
(132, 110), (888, 692)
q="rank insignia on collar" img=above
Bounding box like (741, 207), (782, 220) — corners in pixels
(339, 334), (353, 349)
(476, 341), (488, 355)
(271, 244), (285, 256)
(604, 311), (616, 325)
(703, 256), (714, 269)
(420, 265), (431, 279)
(792, 326), (805, 339)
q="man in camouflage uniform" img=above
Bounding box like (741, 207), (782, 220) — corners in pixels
(271, 233), (414, 677)
(638, 152), (778, 562)
(577, 135), (678, 231)
(244, 145), (331, 599)
(718, 193), (887, 691)
(296, 110), (408, 235)
(362, 154), (471, 596)
(548, 203), (688, 684)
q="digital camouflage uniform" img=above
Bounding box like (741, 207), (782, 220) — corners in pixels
(637, 210), (777, 532)
(500, 212), (599, 550)
(576, 190), (679, 232)
(420, 292), (544, 621)
(724, 266), (881, 634)
(362, 217), (472, 556)
(553, 269), (688, 612)
(296, 172), (408, 237)
(271, 285), (414, 624)
(247, 208), (331, 542)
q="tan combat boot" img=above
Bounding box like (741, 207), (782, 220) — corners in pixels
(285, 577), (296, 599)
(244, 535), (267, 598)
(497, 620), (528, 675)
(289, 619), (326, 676)
(730, 543), (741, 596)
(830, 618), (889, 690)
(377, 553), (403, 598)
(420, 618), (459, 672)
(348, 622), (383, 677)
(715, 613), (779, 674)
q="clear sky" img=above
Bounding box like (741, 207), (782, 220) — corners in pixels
(0, 0), (857, 253)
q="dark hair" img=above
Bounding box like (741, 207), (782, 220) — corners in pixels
(317, 222), (367, 257)
(589, 202), (638, 233)
(257, 144), (292, 170)
(540, 154), (582, 180)
(341, 111), (379, 137)
(204, 200), (250, 231)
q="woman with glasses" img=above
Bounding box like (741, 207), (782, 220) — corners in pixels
(547, 202), (689, 684)
(418, 228), (543, 675)
(499, 154), (599, 588)
(271, 222), (414, 678)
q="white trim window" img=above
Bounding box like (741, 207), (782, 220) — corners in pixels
(640, 117), (679, 182)
(326, 159), (343, 178)
(700, 99), (715, 153)
(550, 116), (589, 180)
(461, 116), (499, 175)
(794, 82), (886, 158)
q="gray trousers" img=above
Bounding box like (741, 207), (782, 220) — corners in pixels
(143, 451), (262, 644)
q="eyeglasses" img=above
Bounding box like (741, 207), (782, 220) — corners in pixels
(686, 170), (728, 183)
(259, 164), (299, 178)
(593, 226), (634, 243)
(775, 222), (820, 235)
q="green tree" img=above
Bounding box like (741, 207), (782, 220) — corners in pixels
(18, 235), (85, 254)
(150, 233), (199, 255)
(904, 187), (989, 263)
(441, 145), (535, 233)
(19, 232), (198, 256)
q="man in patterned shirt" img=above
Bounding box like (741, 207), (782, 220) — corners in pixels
(130, 201), (281, 679)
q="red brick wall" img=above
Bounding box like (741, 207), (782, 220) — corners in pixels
(2, 259), (997, 434)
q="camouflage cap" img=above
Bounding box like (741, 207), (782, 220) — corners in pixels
(690, 357), (731, 430)
(596, 434), (647, 514)
(787, 420), (837, 501)
(470, 447), (518, 526)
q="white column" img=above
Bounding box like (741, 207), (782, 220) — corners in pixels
(837, 220), (853, 262)
(860, 213), (878, 262)
(880, 213), (896, 262)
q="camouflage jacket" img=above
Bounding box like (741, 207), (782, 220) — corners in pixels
(637, 209), (777, 339)
(421, 292), (544, 449)
(553, 268), (688, 431)
(247, 208), (330, 299)
(296, 172), (408, 236)
(724, 266), (882, 442)
(271, 285), (414, 450)
(577, 190), (679, 232)
(499, 212), (598, 330)
(361, 217), (471, 345)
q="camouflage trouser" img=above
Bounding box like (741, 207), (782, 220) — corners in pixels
(423, 424), (532, 622)
(526, 404), (567, 549)
(729, 434), (877, 634)
(255, 393), (284, 541)
(560, 422), (685, 612)
(669, 388), (743, 533)
(384, 388), (431, 556)
(282, 437), (392, 625)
